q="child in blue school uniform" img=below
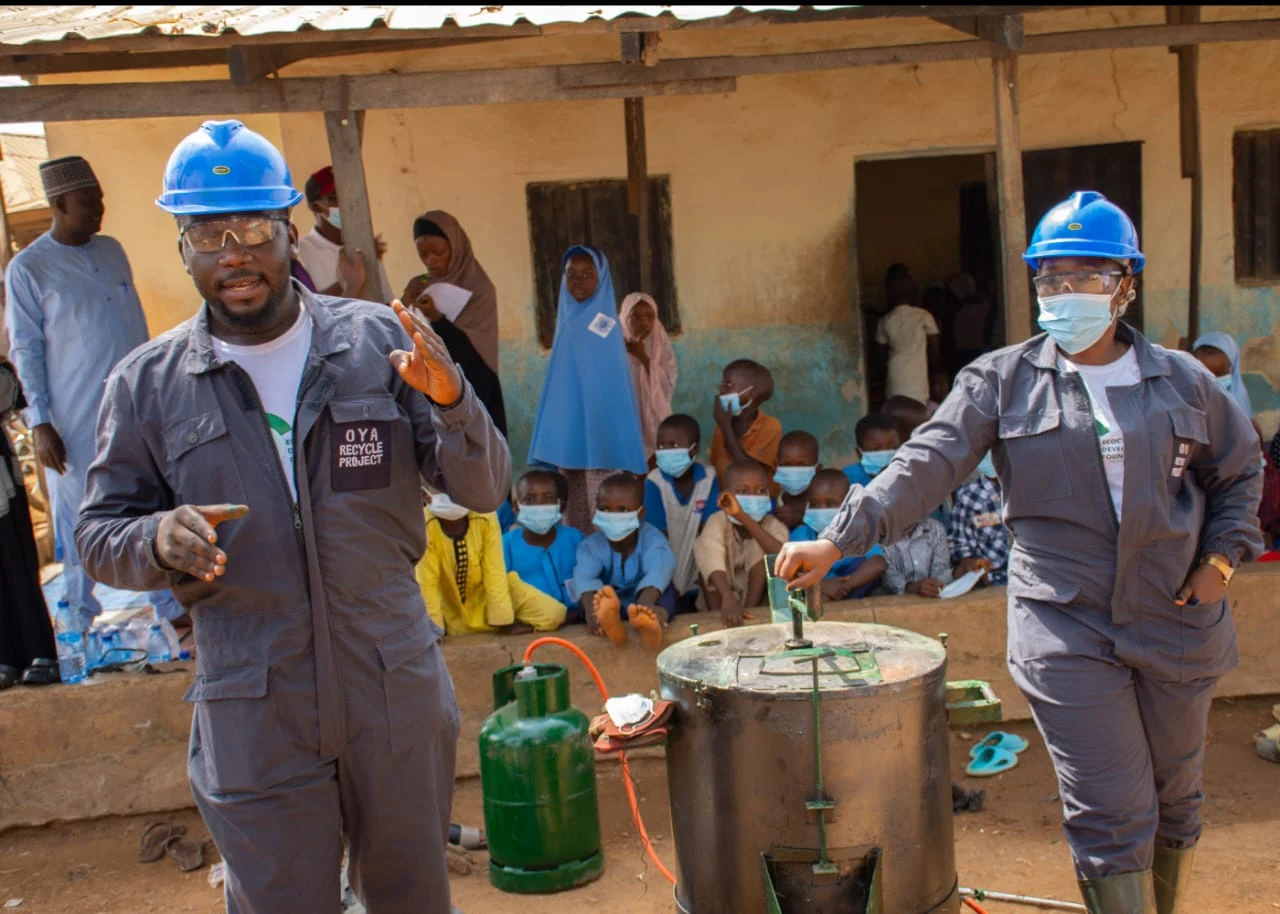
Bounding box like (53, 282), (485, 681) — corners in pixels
(644, 414), (720, 612)
(791, 469), (887, 600)
(773, 429), (821, 532)
(575, 473), (677, 652)
(842, 413), (901, 487)
(502, 469), (583, 610)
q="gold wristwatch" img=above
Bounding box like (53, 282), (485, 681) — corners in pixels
(1199, 553), (1234, 587)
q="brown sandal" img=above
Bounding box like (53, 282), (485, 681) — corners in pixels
(139, 821), (186, 863)
(163, 833), (209, 873)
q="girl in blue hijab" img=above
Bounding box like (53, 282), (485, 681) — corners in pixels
(1193, 331), (1253, 417)
(529, 245), (646, 533)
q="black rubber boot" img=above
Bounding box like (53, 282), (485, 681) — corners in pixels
(1078, 870), (1157, 914)
(1152, 846), (1195, 914)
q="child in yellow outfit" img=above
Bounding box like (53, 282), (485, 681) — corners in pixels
(417, 492), (566, 636)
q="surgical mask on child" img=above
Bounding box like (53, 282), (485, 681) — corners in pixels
(593, 509), (641, 542)
(803, 507), (839, 532)
(655, 447), (695, 478)
(326, 206), (343, 231)
(429, 493), (469, 521)
(860, 450), (896, 478)
(732, 495), (772, 524)
(719, 386), (754, 417)
(517, 504), (562, 535)
(774, 465), (817, 496)
(1036, 292), (1116, 355)
(1215, 374), (1234, 390)
(976, 453), (997, 479)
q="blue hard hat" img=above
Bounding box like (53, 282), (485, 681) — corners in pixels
(1023, 190), (1145, 273)
(156, 120), (303, 216)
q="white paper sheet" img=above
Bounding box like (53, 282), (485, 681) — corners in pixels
(424, 281), (473, 322)
(939, 568), (987, 599)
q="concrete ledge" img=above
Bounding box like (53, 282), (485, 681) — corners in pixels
(4, 564), (1278, 831)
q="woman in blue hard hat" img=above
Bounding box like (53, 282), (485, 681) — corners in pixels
(778, 191), (1263, 914)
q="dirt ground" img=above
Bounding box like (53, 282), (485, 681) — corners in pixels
(2, 696), (1277, 914)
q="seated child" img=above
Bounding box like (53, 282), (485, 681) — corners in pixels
(842, 413), (901, 487)
(773, 429), (820, 531)
(644, 414), (721, 608)
(417, 492), (567, 636)
(948, 452), (1009, 586)
(879, 515), (987, 599)
(574, 473), (677, 651)
(711, 358), (782, 495)
(503, 469), (583, 610)
(694, 459), (789, 628)
(790, 469), (887, 601)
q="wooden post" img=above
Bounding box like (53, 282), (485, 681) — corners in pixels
(0, 139), (11, 269)
(624, 97), (652, 294)
(1168, 5), (1201, 348)
(992, 53), (1031, 343)
(323, 108), (386, 302)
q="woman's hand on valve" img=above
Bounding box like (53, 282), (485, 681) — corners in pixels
(776, 538), (842, 591)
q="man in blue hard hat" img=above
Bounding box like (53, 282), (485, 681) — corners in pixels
(75, 120), (509, 914)
(779, 190), (1262, 914)
(4, 154), (183, 633)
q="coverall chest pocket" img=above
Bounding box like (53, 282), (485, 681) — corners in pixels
(163, 411), (248, 507)
(327, 395), (405, 493)
(1164, 406), (1209, 496)
(997, 411), (1071, 504)
(377, 613), (458, 752)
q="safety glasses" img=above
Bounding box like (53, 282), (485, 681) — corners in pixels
(180, 215), (286, 254)
(1033, 270), (1126, 296)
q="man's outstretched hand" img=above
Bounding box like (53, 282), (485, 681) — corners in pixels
(155, 504), (249, 582)
(390, 300), (462, 406)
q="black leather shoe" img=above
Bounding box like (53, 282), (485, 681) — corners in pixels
(20, 658), (60, 686)
(0, 663), (18, 690)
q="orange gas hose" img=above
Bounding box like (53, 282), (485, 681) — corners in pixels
(963, 898), (991, 914)
(522, 637), (679, 886)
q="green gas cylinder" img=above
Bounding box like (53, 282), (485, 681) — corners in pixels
(479, 662), (604, 893)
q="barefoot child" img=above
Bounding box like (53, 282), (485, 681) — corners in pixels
(574, 474), (676, 650)
(710, 359), (782, 495)
(791, 469), (886, 601)
(502, 470), (584, 613)
(694, 459), (789, 627)
(773, 429), (820, 531)
(644, 414), (720, 611)
(417, 492), (566, 635)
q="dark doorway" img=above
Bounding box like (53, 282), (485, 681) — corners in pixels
(1021, 141), (1144, 333)
(854, 154), (1001, 410)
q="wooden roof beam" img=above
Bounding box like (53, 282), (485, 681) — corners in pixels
(930, 14), (1025, 51)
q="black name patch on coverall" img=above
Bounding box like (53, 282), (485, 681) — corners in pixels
(333, 421), (391, 490)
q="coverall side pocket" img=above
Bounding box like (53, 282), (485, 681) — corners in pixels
(997, 411), (1070, 502)
(183, 665), (273, 794)
(377, 614), (456, 752)
(1179, 598), (1237, 682)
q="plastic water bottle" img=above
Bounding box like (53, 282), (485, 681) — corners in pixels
(146, 624), (172, 664)
(84, 627), (102, 670)
(53, 600), (87, 684)
(99, 626), (120, 665)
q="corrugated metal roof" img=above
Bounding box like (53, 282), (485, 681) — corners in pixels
(0, 131), (50, 212)
(0, 6), (859, 46)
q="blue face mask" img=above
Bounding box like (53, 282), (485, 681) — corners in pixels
(718, 385), (754, 417)
(803, 507), (839, 532)
(1215, 374), (1233, 390)
(976, 453), (997, 479)
(593, 509), (641, 542)
(326, 206), (343, 231)
(655, 446), (695, 479)
(1036, 292), (1116, 355)
(517, 504), (562, 536)
(734, 494), (772, 523)
(773, 465), (817, 496)
(860, 449), (896, 478)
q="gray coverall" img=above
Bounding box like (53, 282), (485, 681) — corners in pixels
(824, 323), (1262, 878)
(75, 289), (510, 914)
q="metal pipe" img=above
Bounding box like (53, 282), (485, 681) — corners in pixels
(960, 886), (1087, 911)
